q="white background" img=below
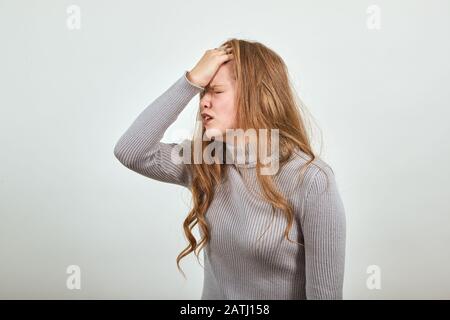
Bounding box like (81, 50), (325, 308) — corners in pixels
(0, 0), (449, 299)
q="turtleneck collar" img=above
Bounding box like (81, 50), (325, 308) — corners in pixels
(222, 140), (280, 169)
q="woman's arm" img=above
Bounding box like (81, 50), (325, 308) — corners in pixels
(113, 71), (204, 188)
(302, 165), (347, 299)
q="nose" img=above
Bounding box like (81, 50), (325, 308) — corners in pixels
(203, 102), (211, 110)
(201, 93), (212, 110)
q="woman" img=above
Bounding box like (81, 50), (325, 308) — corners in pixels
(114, 38), (346, 300)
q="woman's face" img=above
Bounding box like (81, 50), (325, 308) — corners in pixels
(200, 62), (237, 140)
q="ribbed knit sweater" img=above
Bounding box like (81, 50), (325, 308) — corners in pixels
(113, 71), (346, 300)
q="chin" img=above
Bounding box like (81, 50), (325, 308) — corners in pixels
(204, 127), (224, 141)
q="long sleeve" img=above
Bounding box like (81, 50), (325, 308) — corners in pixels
(302, 165), (346, 299)
(113, 71), (204, 188)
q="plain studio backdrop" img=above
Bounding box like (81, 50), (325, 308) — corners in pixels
(0, 0), (449, 299)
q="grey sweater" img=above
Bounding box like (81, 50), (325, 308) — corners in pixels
(113, 71), (346, 300)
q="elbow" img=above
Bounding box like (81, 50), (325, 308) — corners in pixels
(114, 142), (134, 168)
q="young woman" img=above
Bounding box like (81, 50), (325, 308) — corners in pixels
(114, 39), (346, 300)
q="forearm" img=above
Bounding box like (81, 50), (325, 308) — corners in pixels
(114, 71), (203, 166)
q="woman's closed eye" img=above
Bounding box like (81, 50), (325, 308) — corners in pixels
(200, 89), (223, 98)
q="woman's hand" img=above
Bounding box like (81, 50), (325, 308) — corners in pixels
(187, 44), (234, 88)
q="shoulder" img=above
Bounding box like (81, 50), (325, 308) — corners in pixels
(284, 149), (344, 224)
(278, 147), (337, 195)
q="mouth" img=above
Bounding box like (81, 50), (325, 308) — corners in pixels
(202, 114), (214, 124)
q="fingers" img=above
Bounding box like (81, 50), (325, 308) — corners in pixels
(206, 44), (234, 65)
(215, 44), (234, 60)
(214, 44), (232, 53)
(216, 44), (230, 50)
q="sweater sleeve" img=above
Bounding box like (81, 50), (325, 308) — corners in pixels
(302, 165), (346, 299)
(113, 71), (204, 188)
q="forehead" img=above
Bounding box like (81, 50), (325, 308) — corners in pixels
(207, 63), (234, 88)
